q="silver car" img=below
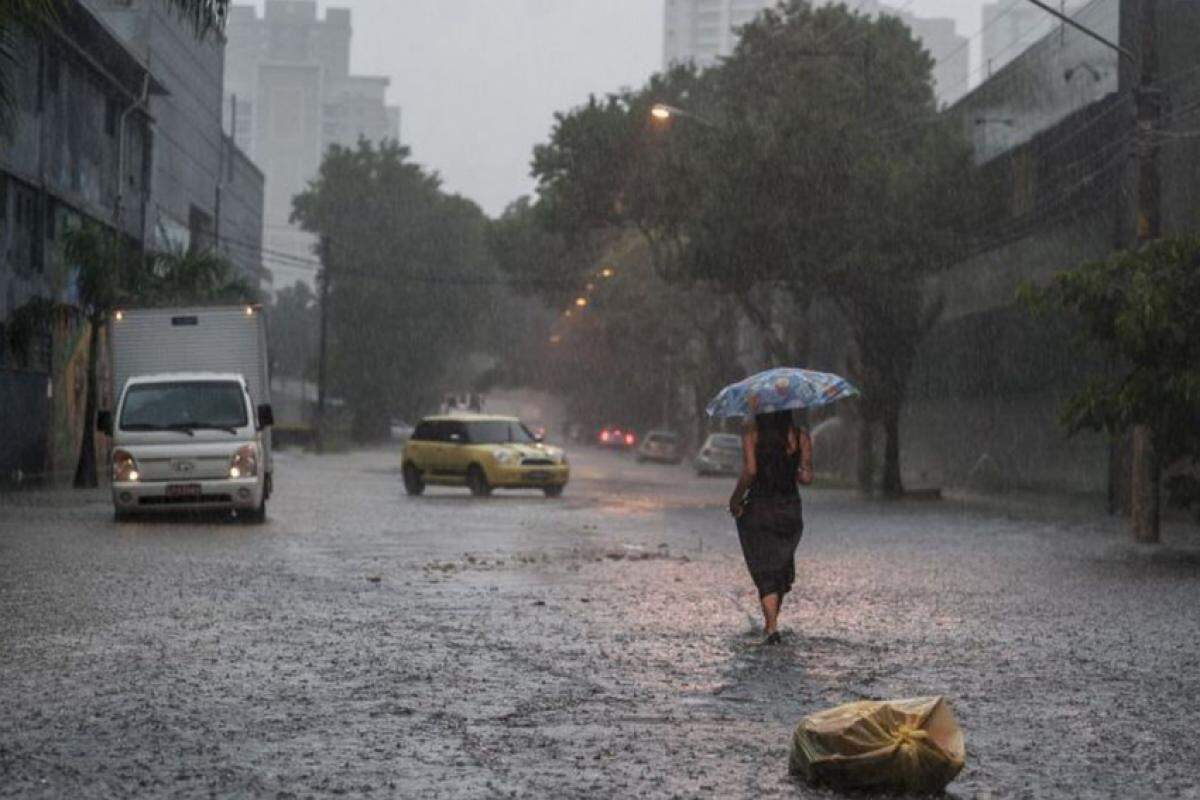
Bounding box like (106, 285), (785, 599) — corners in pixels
(694, 433), (743, 476)
(636, 430), (683, 464)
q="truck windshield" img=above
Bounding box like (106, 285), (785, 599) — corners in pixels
(466, 421), (535, 444)
(120, 381), (248, 432)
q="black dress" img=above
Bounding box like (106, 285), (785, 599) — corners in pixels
(735, 433), (804, 599)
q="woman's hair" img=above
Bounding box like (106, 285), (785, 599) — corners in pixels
(755, 409), (793, 452)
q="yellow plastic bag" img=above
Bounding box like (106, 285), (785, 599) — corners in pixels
(789, 696), (965, 794)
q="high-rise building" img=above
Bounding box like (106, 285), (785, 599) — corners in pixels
(662, 0), (966, 106)
(663, 0), (778, 69)
(888, 10), (969, 106)
(981, 0), (1089, 78)
(223, 1), (401, 289)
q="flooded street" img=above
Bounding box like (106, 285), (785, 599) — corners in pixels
(2, 447), (1199, 799)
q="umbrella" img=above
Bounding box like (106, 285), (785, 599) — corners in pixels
(705, 367), (859, 418)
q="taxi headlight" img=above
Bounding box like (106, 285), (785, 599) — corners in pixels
(229, 444), (258, 478)
(494, 449), (517, 464)
(113, 448), (139, 482)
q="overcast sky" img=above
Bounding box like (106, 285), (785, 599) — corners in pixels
(250, 1), (992, 217)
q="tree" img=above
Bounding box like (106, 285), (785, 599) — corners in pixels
(1, 0), (229, 130)
(1023, 237), (1200, 540)
(291, 140), (496, 439)
(519, 3), (975, 482)
(698, 4), (975, 495)
(268, 281), (318, 381)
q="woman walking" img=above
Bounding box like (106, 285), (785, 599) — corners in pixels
(729, 409), (813, 645)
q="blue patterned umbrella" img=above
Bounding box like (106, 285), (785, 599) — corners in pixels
(706, 367), (859, 418)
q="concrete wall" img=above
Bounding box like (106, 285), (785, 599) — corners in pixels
(956, 0), (1120, 164)
(902, 0), (1200, 497)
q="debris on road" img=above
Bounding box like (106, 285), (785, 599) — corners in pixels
(790, 696), (965, 794)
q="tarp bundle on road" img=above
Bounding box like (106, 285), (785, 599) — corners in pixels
(789, 696), (965, 794)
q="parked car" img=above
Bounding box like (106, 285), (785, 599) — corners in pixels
(636, 430), (683, 464)
(99, 306), (275, 522)
(694, 432), (743, 476)
(402, 413), (569, 497)
(597, 425), (637, 450)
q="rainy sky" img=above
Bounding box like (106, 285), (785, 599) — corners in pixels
(242, 1), (993, 216)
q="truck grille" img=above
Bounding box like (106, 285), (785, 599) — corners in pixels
(139, 494), (233, 506)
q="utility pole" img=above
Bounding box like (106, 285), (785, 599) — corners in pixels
(315, 236), (331, 454)
(1131, 0), (1162, 543)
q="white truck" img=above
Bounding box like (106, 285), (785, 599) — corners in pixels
(98, 306), (275, 522)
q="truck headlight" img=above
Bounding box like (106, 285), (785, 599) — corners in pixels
(229, 444), (258, 478)
(113, 449), (139, 482)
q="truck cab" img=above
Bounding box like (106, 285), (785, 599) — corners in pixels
(101, 373), (272, 521)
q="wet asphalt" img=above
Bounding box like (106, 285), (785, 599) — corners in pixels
(2, 446), (1200, 799)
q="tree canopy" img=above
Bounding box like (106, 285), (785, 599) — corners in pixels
(1024, 237), (1200, 521)
(514, 1), (975, 492)
(291, 140), (497, 438)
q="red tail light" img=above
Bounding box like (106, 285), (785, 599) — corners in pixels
(624, 433), (635, 445)
(600, 430), (610, 442)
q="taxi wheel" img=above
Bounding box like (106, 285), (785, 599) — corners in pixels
(467, 465), (492, 497)
(402, 462), (425, 496)
(543, 485), (564, 498)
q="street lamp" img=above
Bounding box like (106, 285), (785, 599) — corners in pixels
(600, 267), (615, 279)
(574, 297), (588, 308)
(649, 102), (716, 128)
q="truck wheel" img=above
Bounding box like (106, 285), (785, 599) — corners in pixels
(467, 465), (492, 497)
(402, 462), (425, 496)
(543, 485), (564, 498)
(241, 497), (267, 524)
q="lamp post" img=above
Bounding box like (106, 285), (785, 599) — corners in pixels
(650, 103), (718, 129)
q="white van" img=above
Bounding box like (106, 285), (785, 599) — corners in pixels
(98, 307), (274, 522)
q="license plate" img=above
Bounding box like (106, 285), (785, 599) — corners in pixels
(527, 471), (550, 481)
(165, 483), (202, 499)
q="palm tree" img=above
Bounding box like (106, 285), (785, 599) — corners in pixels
(1, 0), (229, 130)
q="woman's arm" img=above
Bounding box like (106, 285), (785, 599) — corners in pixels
(729, 428), (757, 517)
(796, 427), (814, 486)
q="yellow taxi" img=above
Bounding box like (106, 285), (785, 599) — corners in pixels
(401, 414), (569, 497)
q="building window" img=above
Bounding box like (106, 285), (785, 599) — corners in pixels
(188, 205), (214, 253)
(105, 97), (119, 137)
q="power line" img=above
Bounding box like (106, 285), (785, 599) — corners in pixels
(211, 230), (583, 290)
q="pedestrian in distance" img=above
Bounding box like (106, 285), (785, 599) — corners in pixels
(728, 409), (813, 645)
